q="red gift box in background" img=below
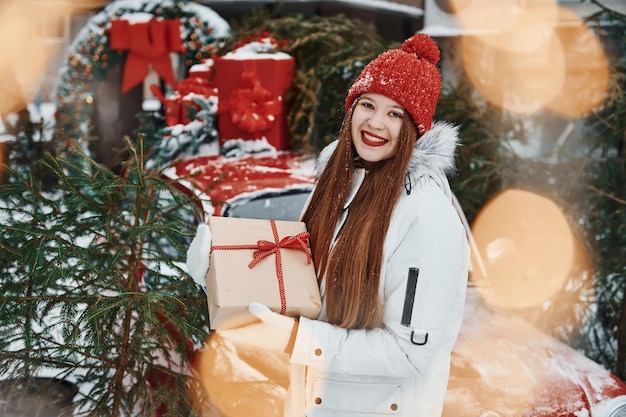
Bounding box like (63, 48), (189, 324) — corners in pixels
(152, 76), (217, 126)
(177, 77), (218, 124)
(215, 53), (294, 150)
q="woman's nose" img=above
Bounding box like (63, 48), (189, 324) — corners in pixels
(368, 111), (386, 130)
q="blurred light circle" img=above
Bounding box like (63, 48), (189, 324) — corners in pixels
(462, 33), (566, 115)
(545, 8), (610, 118)
(196, 334), (289, 417)
(0, 1), (68, 116)
(452, 0), (558, 53)
(470, 189), (592, 310)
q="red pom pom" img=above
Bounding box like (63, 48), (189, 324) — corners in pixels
(401, 34), (440, 65)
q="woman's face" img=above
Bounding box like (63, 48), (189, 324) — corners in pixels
(351, 93), (404, 163)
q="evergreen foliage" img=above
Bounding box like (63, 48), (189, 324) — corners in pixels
(220, 11), (396, 153)
(135, 96), (220, 169)
(576, 10), (626, 378)
(1, 109), (57, 187)
(0, 115), (212, 416)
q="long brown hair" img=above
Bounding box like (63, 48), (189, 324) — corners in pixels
(302, 100), (418, 329)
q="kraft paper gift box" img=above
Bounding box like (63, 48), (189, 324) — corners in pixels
(215, 51), (294, 150)
(206, 216), (321, 330)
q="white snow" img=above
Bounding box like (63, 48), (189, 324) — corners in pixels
(225, 40), (293, 60)
(114, 11), (154, 23)
(221, 138), (278, 157)
(190, 58), (215, 73)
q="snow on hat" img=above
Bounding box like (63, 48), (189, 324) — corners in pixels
(345, 33), (442, 135)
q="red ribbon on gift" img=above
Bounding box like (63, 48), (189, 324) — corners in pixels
(210, 220), (312, 315)
(150, 76), (217, 125)
(226, 65), (283, 137)
(109, 18), (183, 94)
(177, 77), (218, 98)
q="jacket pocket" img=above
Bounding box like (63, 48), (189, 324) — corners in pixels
(306, 377), (403, 416)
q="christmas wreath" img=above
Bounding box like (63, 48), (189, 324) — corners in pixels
(54, 0), (230, 142)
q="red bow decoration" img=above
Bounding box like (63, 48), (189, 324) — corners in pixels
(226, 69), (283, 136)
(211, 220), (312, 315)
(109, 18), (183, 94)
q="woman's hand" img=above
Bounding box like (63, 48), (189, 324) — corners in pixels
(218, 302), (298, 354)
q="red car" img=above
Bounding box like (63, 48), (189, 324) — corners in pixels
(170, 151), (626, 417)
(170, 151), (316, 221)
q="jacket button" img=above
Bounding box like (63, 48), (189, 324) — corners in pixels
(315, 397), (322, 405)
(391, 403), (398, 411)
(314, 348), (322, 356)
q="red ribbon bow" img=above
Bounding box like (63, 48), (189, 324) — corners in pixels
(109, 18), (183, 94)
(211, 220), (312, 315)
(227, 69), (283, 136)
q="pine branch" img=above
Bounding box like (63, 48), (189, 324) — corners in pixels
(0, 129), (210, 416)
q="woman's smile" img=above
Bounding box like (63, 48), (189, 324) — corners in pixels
(361, 130), (389, 147)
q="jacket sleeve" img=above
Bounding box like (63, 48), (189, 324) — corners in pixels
(289, 184), (469, 377)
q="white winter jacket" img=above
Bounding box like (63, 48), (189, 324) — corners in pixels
(286, 121), (470, 417)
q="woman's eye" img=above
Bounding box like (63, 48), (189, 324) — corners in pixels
(390, 111), (403, 118)
(361, 102), (374, 109)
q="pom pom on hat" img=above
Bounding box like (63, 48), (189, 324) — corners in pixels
(401, 33), (440, 66)
(345, 33), (442, 135)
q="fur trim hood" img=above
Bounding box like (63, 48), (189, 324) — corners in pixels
(316, 121), (461, 181)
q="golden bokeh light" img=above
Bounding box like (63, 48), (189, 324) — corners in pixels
(0, 0), (105, 117)
(0, 1), (66, 116)
(470, 189), (593, 310)
(462, 33), (566, 115)
(544, 8), (610, 118)
(452, 0), (559, 53)
(457, 1), (610, 117)
(196, 333), (289, 417)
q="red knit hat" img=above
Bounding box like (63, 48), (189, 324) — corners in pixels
(345, 33), (442, 135)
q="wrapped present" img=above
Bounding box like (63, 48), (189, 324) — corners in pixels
(215, 40), (294, 150)
(206, 216), (321, 330)
(177, 77), (218, 124)
(151, 77), (217, 126)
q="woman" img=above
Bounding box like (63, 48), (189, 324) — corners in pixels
(204, 33), (469, 417)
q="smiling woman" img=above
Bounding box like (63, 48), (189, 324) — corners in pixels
(189, 33), (470, 417)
